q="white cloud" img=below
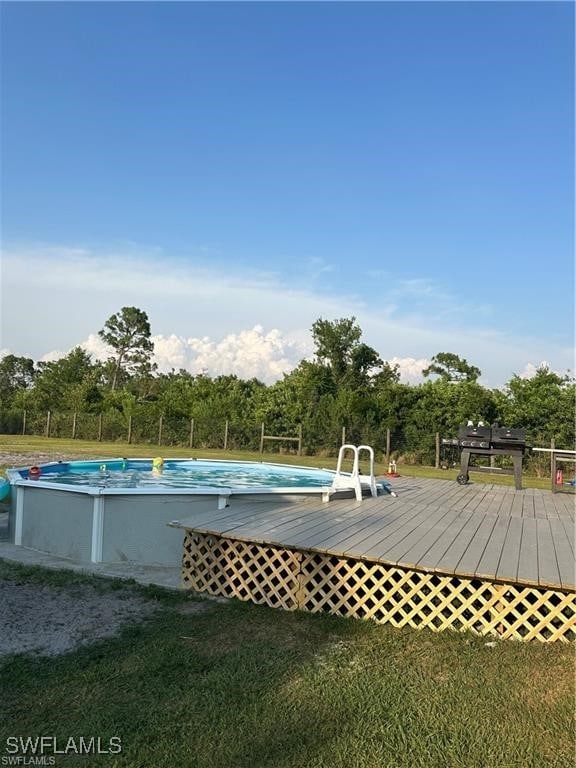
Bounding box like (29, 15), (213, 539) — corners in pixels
(519, 361), (545, 380)
(39, 349), (67, 363)
(0, 244), (356, 358)
(150, 327), (307, 382)
(74, 327), (308, 383)
(388, 357), (430, 384)
(40, 334), (429, 385)
(516, 361), (571, 381)
(79, 334), (114, 361)
(1, 242), (574, 388)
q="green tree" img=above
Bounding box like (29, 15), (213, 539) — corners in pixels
(312, 317), (362, 382)
(301, 317), (394, 449)
(32, 347), (103, 412)
(372, 361), (401, 390)
(99, 306), (154, 390)
(311, 317), (384, 386)
(499, 365), (575, 448)
(402, 379), (498, 463)
(423, 352), (481, 383)
(0, 354), (35, 408)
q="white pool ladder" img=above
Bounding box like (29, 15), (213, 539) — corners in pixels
(322, 444), (379, 502)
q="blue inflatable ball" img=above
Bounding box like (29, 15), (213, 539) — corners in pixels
(0, 478), (10, 502)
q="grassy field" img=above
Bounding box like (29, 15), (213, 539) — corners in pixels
(0, 434), (554, 489)
(0, 559), (574, 768)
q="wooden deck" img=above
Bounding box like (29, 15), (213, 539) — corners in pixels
(175, 477), (575, 642)
(174, 477), (575, 591)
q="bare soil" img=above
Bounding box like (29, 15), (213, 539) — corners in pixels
(0, 580), (160, 658)
(0, 451), (90, 469)
(0, 451), (167, 658)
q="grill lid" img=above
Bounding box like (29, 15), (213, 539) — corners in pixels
(457, 424), (527, 450)
(458, 424), (491, 441)
(491, 427), (526, 444)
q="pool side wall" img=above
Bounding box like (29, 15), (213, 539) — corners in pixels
(7, 484), (329, 566)
(16, 486), (94, 562)
(100, 495), (214, 564)
(9, 486), (231, 566)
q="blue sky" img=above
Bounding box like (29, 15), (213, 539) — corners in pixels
(1, 1), (574, 386)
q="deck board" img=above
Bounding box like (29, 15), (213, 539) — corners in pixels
(226, 499), (344, 542)
(432, 513), (486, 574)
(452, 516), (498, 579)
(536, 519), (561, 588)
(517, 518), (539, 586)
(495, 518), (523, 582)
(539, 492), (559, 519)
(549, 518), (575, 590)
(314, 504), (424, 557)
(292, 505), (388, 551)
(481, 490), (506, 517)
(510, 494), (525, 519)
(383, 508), (462, 568)
(174, 477), (575, 591)
(474, 516), (511, 580)
(416, 507), (477, 571)
(359, 504), (460, 564)
(560, 516), (575, 558)
(522, 493), (535, 519)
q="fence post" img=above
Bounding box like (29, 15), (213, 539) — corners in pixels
(223, 420), (229, 451)
(158, 415), (163, 446)
(341, 426), (346, 446)
(385, 428), (391, 464)
(260, 423), (265, 454)
(189, 418), (195, 449)
(45, 411), (51, 438)
(72, 412), (77, 440)
(21, 409), (26, 436)
(435, 432), (440, 469)
(298, 424), (302, 456)
(551, 438), (556, 492)
(98, 413), (103, 442)
(127, 415), (132, 445)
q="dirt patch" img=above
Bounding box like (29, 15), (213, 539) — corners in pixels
(0, 452), (91, 469)
(0, 580), (160, 657)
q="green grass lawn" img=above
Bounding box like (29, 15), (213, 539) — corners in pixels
(0, 560), (574, 768)
(0, 434), (554, 490)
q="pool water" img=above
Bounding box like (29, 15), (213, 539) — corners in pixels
(22, 459), (336, 490)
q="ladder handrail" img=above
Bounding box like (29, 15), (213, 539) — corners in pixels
(336, 444), (360, 476)
(357, 445), (375, 478)
(331, 444), (378, 501)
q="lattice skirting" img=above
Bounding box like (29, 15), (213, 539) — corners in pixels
(182, 532), (576, 643)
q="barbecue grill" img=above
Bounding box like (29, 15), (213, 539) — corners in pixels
(456, 424), (528, 490)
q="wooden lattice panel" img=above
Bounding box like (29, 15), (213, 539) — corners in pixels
(181, 532), (576, 642)
(300, 554), (576, 643)
(182, 531), (303, 611)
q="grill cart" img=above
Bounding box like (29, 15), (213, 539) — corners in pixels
(456, 425), (529, 491)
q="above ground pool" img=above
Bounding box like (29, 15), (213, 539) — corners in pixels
(6, 458), (342, 567)
(11, 458), (337, 491)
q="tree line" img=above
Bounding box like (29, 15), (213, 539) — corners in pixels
(0, 308), (573, 463)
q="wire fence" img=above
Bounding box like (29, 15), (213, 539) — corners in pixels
(0, 408), (566, 477)
(0, 409), (434, 460)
